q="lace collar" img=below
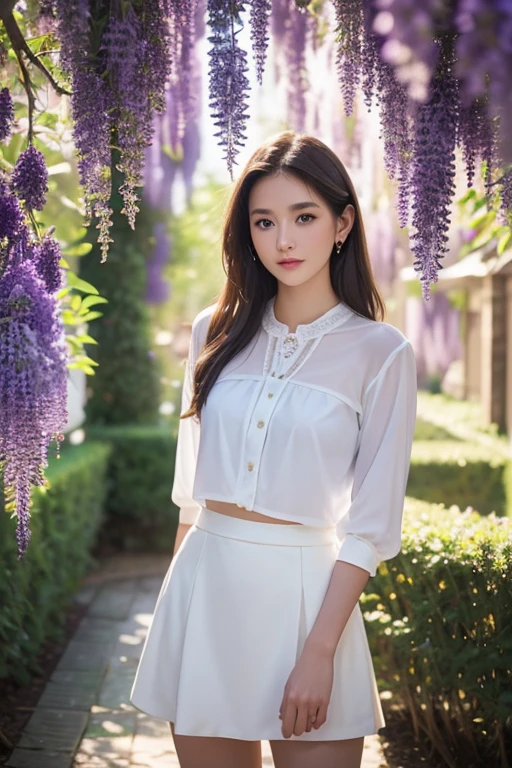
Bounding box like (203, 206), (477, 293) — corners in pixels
(262, 296), (353, 341)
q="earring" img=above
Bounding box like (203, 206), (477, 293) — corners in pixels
(335, 240), (343, 255)
(250, 245), (257, 262)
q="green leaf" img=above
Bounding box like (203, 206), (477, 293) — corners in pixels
(65, 273), (99, 294)
(63, 242), (93, 257)
(75, 334), (98, 345)
(68, 362), (96, 375)
(497, 230), (511, 256)
(458, 188), (477, 206)
(70, 295), (82, 312)
(80, 311), (104, 322)
(61, 311), (83, 326)
(471, 211), (495, 230)
(81, 295), (108, 310)
(59, 257), (70, 269)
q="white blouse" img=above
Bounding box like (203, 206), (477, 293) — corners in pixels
(171, 297), (417, 577)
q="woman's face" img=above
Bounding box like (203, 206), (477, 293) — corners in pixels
(248, 172), (354, 288)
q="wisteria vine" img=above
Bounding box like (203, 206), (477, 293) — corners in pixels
(0, 89), (68, 557)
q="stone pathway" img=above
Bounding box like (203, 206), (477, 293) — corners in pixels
(6, 557), (388, 768)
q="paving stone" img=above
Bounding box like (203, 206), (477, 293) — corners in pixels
(131, 714), (177, 768)
(38, 671), (102, 712)
(56, 640), (113, 674)
(361, 735), (387, 767)
(97, 660), (138, 710)
(84, 712), (136, 741)
(89, 583), (136, 621)
(76, 737), (132, 762)
(18, 709), (88, 753)
(110, 618), (147, 662)
(73, 584), (98, 607)
(73, 617), (121, 645)
(262, 741), (273, 766)
(74, 754), (128, 768)
(6, 750), (73, 768)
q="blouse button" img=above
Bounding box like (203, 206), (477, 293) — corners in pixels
(248, 462), (254, 472)
(267, 393), (274, 399)
(257, 420), (264, 428)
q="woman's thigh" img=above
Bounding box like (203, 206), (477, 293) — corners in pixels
(269, 736), (364, 768)
(170, 723), (262, 768)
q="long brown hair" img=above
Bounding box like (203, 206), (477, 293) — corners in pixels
(183, 130), (384, 420)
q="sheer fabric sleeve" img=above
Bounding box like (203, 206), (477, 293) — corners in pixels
(171, 320), (204, 525)
(336, 340), (417, 577)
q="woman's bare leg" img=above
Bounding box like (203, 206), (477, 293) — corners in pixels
(270, 736), (364, 768)
(170, 723), (262, 768)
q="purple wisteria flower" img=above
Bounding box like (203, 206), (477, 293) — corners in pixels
(0, 87), (14, 143)
(11, 146), (49, 212)
(0, 250), (68, 558)
(333, 0), (365, 116)
(410, 45), (459, 299)
(455, 0), (512, 164)
(0, 186), (26, 245)
(207, 0), (250, 178)
(34, 235), (64, 294)
(249, 0), (272, 85)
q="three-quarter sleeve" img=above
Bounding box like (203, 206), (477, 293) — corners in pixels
(336, 340), (417, 576)
(171, 318), (205, 525)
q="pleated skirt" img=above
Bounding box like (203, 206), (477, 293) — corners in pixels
(129, 507), (385, 741)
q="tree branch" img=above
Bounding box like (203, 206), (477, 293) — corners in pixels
(0, 10), (71, 97)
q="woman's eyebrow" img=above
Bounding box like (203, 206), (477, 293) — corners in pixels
(250, 201), (321, 215)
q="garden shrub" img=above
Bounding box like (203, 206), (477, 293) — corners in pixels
(363, 498), (512, 768)
(86, 423), (179, 552)
(0, 440), (111, 684)
(407, 441), (512, 516)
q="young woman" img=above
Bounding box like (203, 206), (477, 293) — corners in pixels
(130, 131), (417, 768)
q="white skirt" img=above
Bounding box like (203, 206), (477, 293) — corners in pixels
(130, 507), (385, 741)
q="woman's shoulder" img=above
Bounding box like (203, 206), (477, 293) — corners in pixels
(192, 302), (218, 333)
(190, 302), (218, 357)
(345, 312), (409, 349)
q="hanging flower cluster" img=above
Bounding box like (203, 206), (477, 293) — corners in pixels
(0, 92), (68, 557)
(207, 0), (251, 178)
(347, 0), (512, 296)
(53, 0), (187, 261)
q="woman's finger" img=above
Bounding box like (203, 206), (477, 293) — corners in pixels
(293, 701), (309, 736)
(313, 702), (328, 729)
(281, 700), (297, 739)
(306, 710), (318, 732)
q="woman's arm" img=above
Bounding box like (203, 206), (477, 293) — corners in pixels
(304, 559), (370, 655)
(279, 560), (369, 738)
(280, 340), (417, 739)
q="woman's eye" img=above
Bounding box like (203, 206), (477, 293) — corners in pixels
(255, 214), (315, 229)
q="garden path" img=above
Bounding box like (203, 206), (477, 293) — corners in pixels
(6, 554), (387, 768)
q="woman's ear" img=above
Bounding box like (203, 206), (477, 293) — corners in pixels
(336, 204), (355, 242)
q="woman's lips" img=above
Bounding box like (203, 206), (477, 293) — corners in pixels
(278, 260), (304, 270)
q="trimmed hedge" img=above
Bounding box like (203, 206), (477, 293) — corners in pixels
(86, 424), (179, 552)
(363, 498), (512, 768)
(0, 441), (111, 684)
(407, 441), (512, 516)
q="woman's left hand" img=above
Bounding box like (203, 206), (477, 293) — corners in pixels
(278, 646), (334, 738)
